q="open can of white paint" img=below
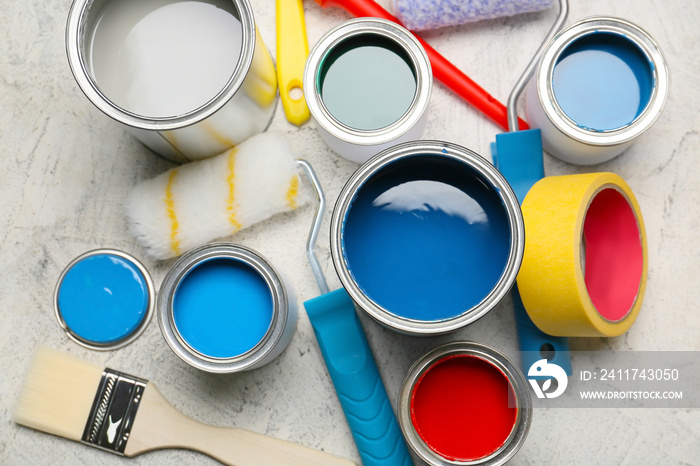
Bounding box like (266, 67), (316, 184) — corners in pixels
(66, 0), (278, 163)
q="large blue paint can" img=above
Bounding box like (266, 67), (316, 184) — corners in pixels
(330, 141), (524, 335)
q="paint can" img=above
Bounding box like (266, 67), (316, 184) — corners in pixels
(330, 140), (524, 335)
(66, 0), (278, 163)
(398, 341), (532, 465)
(526, 16), (669, 165)
(54, 249), (155, 350)
(304, 18), (432, 164)
(157, 243), (297, 373)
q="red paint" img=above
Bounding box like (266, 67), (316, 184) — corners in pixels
(410, 355), (517, 461)
(583, 188), (643, 321)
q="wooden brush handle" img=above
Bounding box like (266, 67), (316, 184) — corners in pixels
(125, 384), (357, 466)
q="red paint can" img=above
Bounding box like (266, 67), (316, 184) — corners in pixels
(398, 342), (532, 465)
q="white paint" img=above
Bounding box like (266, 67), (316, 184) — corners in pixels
(88, 0), (243, 118)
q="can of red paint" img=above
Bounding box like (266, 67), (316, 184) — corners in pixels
(398, 342), (532, 465)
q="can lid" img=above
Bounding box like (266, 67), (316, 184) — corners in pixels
(54, 249), (155, 350)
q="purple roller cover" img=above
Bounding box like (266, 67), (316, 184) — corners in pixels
(393, 0), (553, 31)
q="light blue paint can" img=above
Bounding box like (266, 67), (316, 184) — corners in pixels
(526, 17), (669, 165)
(158, 243), (297, 373)
(330, 141), (524, 335)
(54, 249), (155, 350)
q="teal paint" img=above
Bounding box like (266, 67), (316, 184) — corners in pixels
(173, 258), (273, 358)
(552, 31), (654, 131)
(319, 34), (417, 131)
(341, 155), (511, 321)
(57, 253), (150, 344)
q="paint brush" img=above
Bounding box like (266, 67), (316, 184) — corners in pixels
(13, 347), (356, 466)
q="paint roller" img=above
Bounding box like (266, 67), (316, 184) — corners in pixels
(124, 132), (310, 260)
(299, 161), (412, 466)
(393, 0), (554, 31)
(489, 0), (573, 375)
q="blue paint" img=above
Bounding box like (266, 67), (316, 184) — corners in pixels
(341, 155), (512, 321)
(173, 258), (273, 358)
(57, 253), (150, 344)
(552, 32), (654, 131)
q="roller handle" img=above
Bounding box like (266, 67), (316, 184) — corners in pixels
(491, 129), (572, 376)
(276, 0), (311, 125)
(313, 0), (529, 132)
(512, 287), (573, 375)
(304, 289), (412, 466)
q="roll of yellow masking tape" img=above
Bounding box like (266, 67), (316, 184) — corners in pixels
(517, 172), (647, 337)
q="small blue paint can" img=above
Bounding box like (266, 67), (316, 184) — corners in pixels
(330, 141), (524, 335)
(158, 243), (297, 372)
(526, 17), (670, 165)
(54, 249), (155, 350)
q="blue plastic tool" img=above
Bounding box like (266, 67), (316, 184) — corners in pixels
(492, 131), (572, 376)
(296, 160), (412, 466)
(490, 0), (573, 376)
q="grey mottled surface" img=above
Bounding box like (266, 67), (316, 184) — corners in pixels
(1, 0), (699, 465)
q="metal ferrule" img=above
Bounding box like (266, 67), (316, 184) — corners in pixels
(157, 243), (295, 373)
(66, 0), (278, 162)
(82, 368), (148, 455)
(304, 18), (432, 164)
(526, 16), (670, 165)
(398, 342), (532, 466)
(330, 140), (524, 335)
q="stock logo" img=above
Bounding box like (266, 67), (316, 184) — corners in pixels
(528, 359), (568, 399)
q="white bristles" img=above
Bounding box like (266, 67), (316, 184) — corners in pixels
(125, 132), (310, 260)
(13, 348), (104, 442)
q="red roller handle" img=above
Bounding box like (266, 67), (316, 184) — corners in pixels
(313, 0), (529, 131)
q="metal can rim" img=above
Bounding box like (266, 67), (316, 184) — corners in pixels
(536, 16), (670, 147)
(54, 248), (156, 351)
(304, 17), (432, 147)
(157, 243), (289, 373)
(398, 341), (533, 466)
(65, 0), (257, 131)
(330, 140), (524, 335)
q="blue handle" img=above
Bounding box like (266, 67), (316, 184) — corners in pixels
(513, 285), (573, 375)
(492, 129), (573, 376)
(304, 289), (412, 466)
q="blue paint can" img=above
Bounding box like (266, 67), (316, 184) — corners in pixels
(54, 249), (155, 350)
(330, 141), (524, 335)
(157, 243), (297, 372)
(526, 17), (669, 165)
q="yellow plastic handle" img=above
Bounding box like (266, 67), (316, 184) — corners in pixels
(276, 0), (310, 125)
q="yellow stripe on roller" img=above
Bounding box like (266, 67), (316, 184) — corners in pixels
(286, 175), (300, 210)
(164, 169), (181, 257)
(226, 148), (243, 232)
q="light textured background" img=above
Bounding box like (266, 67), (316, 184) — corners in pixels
(1, 0), (699, 464)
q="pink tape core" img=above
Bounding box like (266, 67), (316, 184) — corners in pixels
(583, 188), (643, 322)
